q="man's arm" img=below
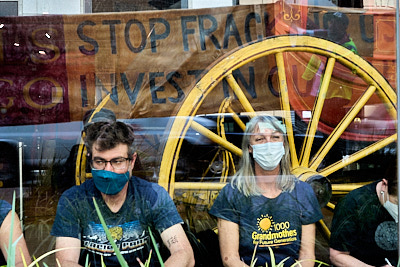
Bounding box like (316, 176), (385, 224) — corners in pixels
(218, 218), (249, 267)
(55, 236), (82, 267)
(160, 223), (195, 267)
(329, 247), (381, 267)
(0, 211), (31, 267)
(298, 223), (316, 267)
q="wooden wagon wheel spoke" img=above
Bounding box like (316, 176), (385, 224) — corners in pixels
(309, 85), (377, 170)
(300, 57), (336, 167)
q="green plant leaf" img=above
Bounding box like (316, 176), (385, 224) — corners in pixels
(101, 255), (106, 267)
(291, 259), (329, 267)
(28, 247), (81, 267)
(145, 249), (152, 267)
(148, 226), (164, 267)
(92, 197), (128, 267)
(267, 246), (276, 267)
(249, 242), (258, 267)
(84, 253), (90, 267)
(249, 244), (329, 267)
(277, 257), (289, 267)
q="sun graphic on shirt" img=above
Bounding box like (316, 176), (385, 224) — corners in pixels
(257, 214), (274, 232)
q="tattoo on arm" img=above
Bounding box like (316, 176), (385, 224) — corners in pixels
(167, 235), (178, 248)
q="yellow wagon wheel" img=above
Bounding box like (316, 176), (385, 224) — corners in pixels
(158, 35), (397, 237)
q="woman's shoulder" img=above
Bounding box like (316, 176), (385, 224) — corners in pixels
(290, 179), (317, 196)
(294, 179), (310, 188)
(221, 182), (241, 194)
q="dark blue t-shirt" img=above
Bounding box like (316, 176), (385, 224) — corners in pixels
(209, 180), (322, 267)
(0, 199), (11, 225)
(51, 176), (183, 267)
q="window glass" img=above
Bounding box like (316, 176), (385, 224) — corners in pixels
(0, 1), (397, 266)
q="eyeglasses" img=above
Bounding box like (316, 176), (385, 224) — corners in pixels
(90, 157), (131, 170)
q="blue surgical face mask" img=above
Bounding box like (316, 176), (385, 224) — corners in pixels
(381, 190), (399, 223)
(251, 142), (285, 171)
(91, 169), (130, 195)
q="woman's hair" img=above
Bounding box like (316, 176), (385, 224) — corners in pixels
(84, 121), (136, 157)
(230, 115), (296, 196)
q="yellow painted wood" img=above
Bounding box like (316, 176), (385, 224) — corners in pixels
(318, 219), (331, 239)
(276, 52), (299, 168)
(191, 121), (242, 156)
(226, 73), (256, 116)
(309, 85), (377, 170)
(300, 57), (335, 167)
(320, 134), (397, 177)
(227, 106), (246, 131)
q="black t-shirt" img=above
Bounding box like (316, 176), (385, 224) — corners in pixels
(330, 181), (398, 266)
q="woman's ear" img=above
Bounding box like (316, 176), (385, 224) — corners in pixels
(248, 145), (253, 154)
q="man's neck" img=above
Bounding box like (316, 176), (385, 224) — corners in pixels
(101, 183), (129, 213)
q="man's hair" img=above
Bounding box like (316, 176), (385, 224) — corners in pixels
(230, 115), (296, 196)
(84, 121), (135, 157)
(82, 108), (116, 133)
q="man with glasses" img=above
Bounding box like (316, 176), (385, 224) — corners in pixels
(51, 121), (195, 267)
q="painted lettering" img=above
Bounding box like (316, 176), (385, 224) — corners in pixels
(149, 72), (166, 103)
(166, 71), (184, 103)
(187, 69), (204, 81)
(80, 74), (88, 107)
(264, 12), (274, 37)
(181, 16), (197, 52)
(95, 74), (119, 105)
(199, 15), (221, 50)
(245, 12), (263, 43)
(103, 20), (122, 54)
(23, 77), (63, 109)
(0, 79), (14, 111)
(268, 66), (280, 97)
(31, 28), (61, 64)
(74, 11), (275, 55)
(121, 72), (145, 105)
(223, 13), (242, 49)
(125, 19), (147, 53)
(149, 18), (170, 53)
(77, 20), (99, 55)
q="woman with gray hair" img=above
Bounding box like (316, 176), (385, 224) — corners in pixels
(209, 115), (322, 267)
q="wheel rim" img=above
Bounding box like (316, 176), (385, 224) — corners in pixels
(158, 35), (397, 234)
